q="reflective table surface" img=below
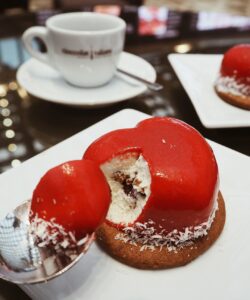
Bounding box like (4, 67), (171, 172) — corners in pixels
(0, 9), (250, 300)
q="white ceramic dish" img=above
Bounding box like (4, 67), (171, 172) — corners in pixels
(0, 109), (249, 300)
(16, 52), (156, 107)
(168, 54), (250, 128)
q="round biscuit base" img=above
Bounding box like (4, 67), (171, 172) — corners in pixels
(215, 86), (250, 110)
(96, 192), (226, 269)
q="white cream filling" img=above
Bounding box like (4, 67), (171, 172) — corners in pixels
(101, 153), (151, 225)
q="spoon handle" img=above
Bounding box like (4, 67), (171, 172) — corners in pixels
(117, 68), (163, 92)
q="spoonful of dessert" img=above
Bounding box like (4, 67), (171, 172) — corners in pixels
(0, 160), (110, 284)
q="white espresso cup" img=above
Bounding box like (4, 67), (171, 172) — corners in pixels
(22, 12), (126, 87)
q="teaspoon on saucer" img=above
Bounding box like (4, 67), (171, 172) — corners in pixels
(0, 200), (94, 284)
(117, 68), (163, 91)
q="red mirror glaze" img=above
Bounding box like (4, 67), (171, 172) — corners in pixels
(83, 117), (219, 233)
(30, 160), (111, 239)
(221, 44), (250, 83)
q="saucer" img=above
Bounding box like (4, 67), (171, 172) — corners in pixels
(16, 52), (156, 107)
(168, 54), (250, 128)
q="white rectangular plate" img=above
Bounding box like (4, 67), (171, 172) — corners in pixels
(0, 109), (250, 300)
(168, 54), (250, 128)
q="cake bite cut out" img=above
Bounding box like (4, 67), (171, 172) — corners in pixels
(101, 152), (151, 225)
(30, 160), (111, 253)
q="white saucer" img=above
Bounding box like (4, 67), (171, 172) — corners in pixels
(16, 52), (156, 107)
(169, 54), (250, 128)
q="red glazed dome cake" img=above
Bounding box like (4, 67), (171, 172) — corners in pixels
(83, 117), (226, 269)
(215, 44), (250, 110)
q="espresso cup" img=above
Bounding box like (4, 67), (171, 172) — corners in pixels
(22, 12), (126, 87)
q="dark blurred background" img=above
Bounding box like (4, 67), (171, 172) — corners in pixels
(1, 0), (250, 68)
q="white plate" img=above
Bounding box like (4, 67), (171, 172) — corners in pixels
(16, 52), (156, 107)
(0, 109), (249, 300)
(168, 54), (250, 128)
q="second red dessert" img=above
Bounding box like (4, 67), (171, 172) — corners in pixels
(215, 44), (250, 110)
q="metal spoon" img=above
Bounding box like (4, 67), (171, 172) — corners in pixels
(0, 200), (94, 284)
(117, 68), (163, 91)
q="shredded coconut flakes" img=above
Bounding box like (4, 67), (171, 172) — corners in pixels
(115, 199), (218, 252)
(30, 215), (90, 254)
(215, 75), (250, 97)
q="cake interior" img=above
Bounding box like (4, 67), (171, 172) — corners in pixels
(101, 152), (151, 224)
(100, 151), (220, 251)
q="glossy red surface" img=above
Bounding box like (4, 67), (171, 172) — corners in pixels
(31, 160), (111, 239)
(83, 117), (219, 233)
(221, 44), (250, 83)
